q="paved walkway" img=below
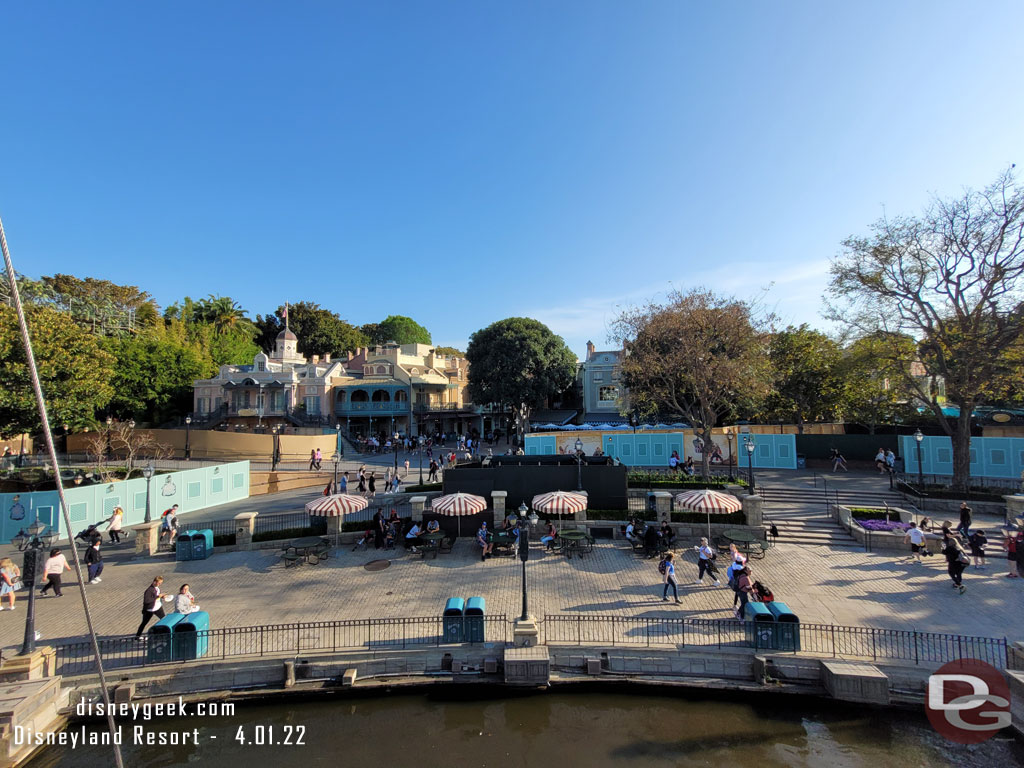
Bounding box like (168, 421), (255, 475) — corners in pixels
(4, 534), (1020, 652)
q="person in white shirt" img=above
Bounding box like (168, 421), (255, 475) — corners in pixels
(625, 521), (637, 543)
(174, 584), (200, 614)
(875, 449), (887, 473)
(39, 548), (71, 596)
(405, 522), (422, 552)
(904, 521), (928, 563)
(694, 538), (721, 586)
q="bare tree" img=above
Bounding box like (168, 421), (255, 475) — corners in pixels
(611, 288), (772, 479)
(828, 168), (1024, 490)
(85, 422), (171, 481)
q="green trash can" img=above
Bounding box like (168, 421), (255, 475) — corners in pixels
(173, 611), (210, 660)
(191, 529), (214, 561)
(443, 598), (465, 643)
(765, 601), (801, 651)
(744, 601), (776, 650)
(148, 613), (187, 663)
(176, 531), (195, 562)
(465, 596), (485, 642)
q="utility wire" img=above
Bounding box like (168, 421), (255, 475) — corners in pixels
(0, 215), (125, 768)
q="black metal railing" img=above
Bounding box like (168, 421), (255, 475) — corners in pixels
(52, 615), (510, 677)
(539, 615), (1008, 668)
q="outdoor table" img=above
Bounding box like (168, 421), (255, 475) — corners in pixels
(721, 528), (765, 559)
(488, 531), (518, 556)
(558, 529), (592, 559)
(419, 530), (445, 559)
(288, 536), (330, 564)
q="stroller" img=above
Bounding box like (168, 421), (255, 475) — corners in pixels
(75, 525), (102, 549)
(351, 529), (374, 551)
(752, 580), (775, 603)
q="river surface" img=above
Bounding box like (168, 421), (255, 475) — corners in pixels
(25, 688), (1023, 768)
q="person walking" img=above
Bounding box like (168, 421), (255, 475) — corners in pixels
(39, 548), (70, 597)
(903, 521), (929, 563)
(134, 576), (170, 640)
(694, 538), (721, 585)
(660, 552), (680, 603)
(103, 506), (125, 544)
(367, 472), (377, 498)
(735, 565), (755, 617)
(830, 448), (848, 472)
(955, 502), (972, 539)
(874, 448), (886, 473)
(942, 532), (968, 594)
(159, 505), (179, 547)
(357, 472), (367, 495)
(309, 449), (317, 471)
(0, 558), (21, 610)
(726, 549), (747, 609)
(1005, 524), (1024, 579)
(85, 540), (104, 584)
(339, 472), (348, 494)
(314, 448), (322, 471)
(968, 529), (988, 568)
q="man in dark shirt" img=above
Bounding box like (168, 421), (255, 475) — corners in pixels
(135, 576), (169, 640)
(956, 502), (972, 539)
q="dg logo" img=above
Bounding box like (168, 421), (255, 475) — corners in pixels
(926, 659), (1011, 744)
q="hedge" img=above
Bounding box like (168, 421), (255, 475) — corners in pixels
(405, 483), (442, 492)
(849, 507), (897, 520)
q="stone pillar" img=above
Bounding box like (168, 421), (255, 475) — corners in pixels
(410, 495), (427, 523)
(574, 490), (589, 522)
(742, 494), (763, 528)
(0, 647), (56, 681)
(234, 512), (257, 550)
(650, 491), (672, 523)
(1005, 495), (1024, 526)
(133, 520), (164, 558)
(491, 490), (507, 528)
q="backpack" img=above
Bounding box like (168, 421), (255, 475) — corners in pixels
(657, 559), (668, 576)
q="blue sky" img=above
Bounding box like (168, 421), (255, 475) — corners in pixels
(2, 2), (1021, 359)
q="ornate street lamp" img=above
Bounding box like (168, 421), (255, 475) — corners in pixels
(11, 520), (57, 655)
(105, 415), (113, 460)
(393, 432), (400, 477)
(725, 428), (734, 482)
(913, 428), (925, 490)
(744, 435), (756, 495)
(184, 415), (192, 460)
(271, 426), (281, 471)
(335, 423), (342, 460)
(143, 462), (154, 523)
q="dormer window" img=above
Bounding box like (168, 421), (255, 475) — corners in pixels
(410, 367), (419, 375)
(257, 361), (265, 372)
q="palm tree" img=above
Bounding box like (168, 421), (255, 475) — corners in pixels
(195, 295), (256, 335)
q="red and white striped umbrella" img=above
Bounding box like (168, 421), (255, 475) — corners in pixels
(431, 493), (488, 516)
(305, 494), (369, 517)
(672, 489), (742, 512)
(531, 491), (588, 514)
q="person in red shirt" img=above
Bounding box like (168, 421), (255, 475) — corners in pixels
(1005, 525), (1024, 578)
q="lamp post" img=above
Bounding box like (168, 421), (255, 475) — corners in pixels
(143, 462), (154, 523)
(271, 426), (280, 471)
(105, 415), (113, 460)
(335, 423), (342, 460)
(517, 502), (531, 621)
(184, 415), (192, 460)
(418, 436), (424, 485)
(744, 436), (756, 495)
(11, 521), (57, 655)
(332, 452), (340, 494)
(725, 429), (734, 482)
(62, 423), (70, 464)
(393, 432), (400, 477)
(574, 438), (584, 492)
(913, 428), (925, 490)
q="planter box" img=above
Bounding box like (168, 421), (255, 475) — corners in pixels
(835, 505), (942, 553)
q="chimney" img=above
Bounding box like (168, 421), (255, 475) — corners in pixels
(324, 353), (331, 363)
(586, 340), (595, 360)
(311, 355), (320, 364)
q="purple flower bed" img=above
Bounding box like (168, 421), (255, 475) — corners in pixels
(857, 519), (911, 532)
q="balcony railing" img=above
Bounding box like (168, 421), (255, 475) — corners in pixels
(412, 403), (476, 413)
(338, 402), (411, 414)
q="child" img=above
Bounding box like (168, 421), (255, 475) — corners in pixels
(968, 529), (987, 569)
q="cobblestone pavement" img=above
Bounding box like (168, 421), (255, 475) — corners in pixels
(2, 533), (1020, 651)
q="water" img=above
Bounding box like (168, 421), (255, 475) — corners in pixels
(25, 688), (1022, 768)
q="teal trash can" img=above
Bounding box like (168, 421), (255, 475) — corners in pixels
(191, 529), (214, 561)
(744, 601), (776, 650)
(148, 613), (187, 662)
(766, 601), (801, 651)
(176, 531), (195, 562)
(443, 598), (465, 643)
(465, 596), (485, 642)
(173, 611), (210, 660)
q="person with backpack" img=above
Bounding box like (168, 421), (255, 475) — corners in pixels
(942, 532), (969, 594)
(659, 552), (680, 603)
(734, 565), (755, 617)
(726, 549), (747, 609)
(694, 537), (720, 586)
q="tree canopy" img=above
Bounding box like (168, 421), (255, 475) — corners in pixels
(612, 289), (770, 477)
(255, 302), (367, 358)
(762, 325), (844, 432)
(0, 304), (116, 435)
(362, 315), (432, 346)
(828, 168), (1024, 489)
(466, 318), (576, 439)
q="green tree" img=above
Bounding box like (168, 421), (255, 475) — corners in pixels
(102, 328), (213, 424)
(611, 289), (771, 478)
(363, 315), (432, 346)
(0, 304), (116, 435)
(255, 302), (366, 357)
(163, 297), (259, 367)
(763, 325), (844, 432)
(839, 334), (920, 434)
(192, 295), (257, 335)
(39, 273), (159, 329)
(828, 169), (1024, 490)
(466, 318), (576, 440)
(433, 346), (464, 357)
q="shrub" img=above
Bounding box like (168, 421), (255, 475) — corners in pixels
(586, 509), (648, 521)
(849, 507), (898, 520)
(252, 526), (320, 543)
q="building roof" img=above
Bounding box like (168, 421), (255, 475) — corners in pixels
(277, 327), (297, 341)
(529, 409), (580, 426)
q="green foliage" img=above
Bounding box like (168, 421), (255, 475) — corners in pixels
(362, 315), (432, 346)
(586, 509), (647, 521)
(0, 304), (116, 435)
(466, 318), (577, 428)
(763, 325), (843, 430)
(839, 334), (920, 433)
(102, 327), (214, 424)
(255, 302), (366, 357)
(433, 346), (464, 357)
(848, 507), (893, 519)
(626, 468), (747, 488)
(21, 274), (158, 332)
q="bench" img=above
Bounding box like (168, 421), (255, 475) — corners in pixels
(282, 552), (303, 568)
